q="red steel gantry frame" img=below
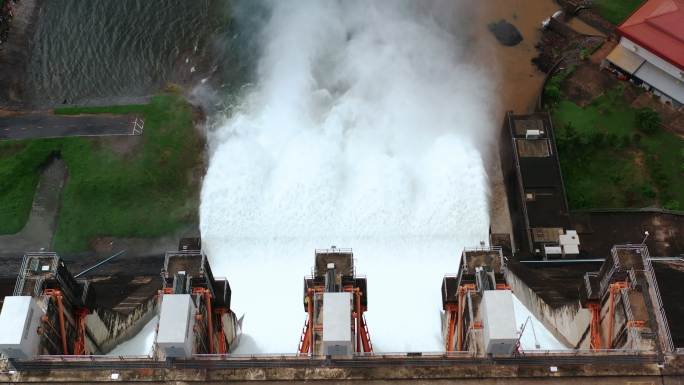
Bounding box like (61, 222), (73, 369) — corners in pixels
(588, 302), (602, 350)
(445, 284), (477, 352)
(606, 281), (629, 349)
(160, 286), (230, 354)
(445, 283), (511, 352)
(41, 289), (90, 356)
(298, 286), (372, 355)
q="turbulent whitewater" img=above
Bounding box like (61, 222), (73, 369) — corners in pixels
(200, 0), (496, 354)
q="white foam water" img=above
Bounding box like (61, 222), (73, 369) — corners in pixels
(200, 0), (498, 354)
(107, 316), (158, 356)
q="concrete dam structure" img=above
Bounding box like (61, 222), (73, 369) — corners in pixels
(0, 113), (683, 383)
(0, 239), (240, 361)
(1, 240), (683, 383)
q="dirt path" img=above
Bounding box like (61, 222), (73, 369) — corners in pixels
(0, 158), (66, 252)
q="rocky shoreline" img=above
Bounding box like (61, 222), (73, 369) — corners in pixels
(0, 0), (42, 109)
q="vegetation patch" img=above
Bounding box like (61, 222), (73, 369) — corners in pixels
(544, 66), (576, 108)
(593, 0), (644, 25)
(0, 141), (59, 234)
(551, 86), (684, 211)
(0, 93), (203, 251)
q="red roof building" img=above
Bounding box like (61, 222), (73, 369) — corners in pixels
(605, 0), (684, 105)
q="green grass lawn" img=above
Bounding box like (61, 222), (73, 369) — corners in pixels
(552, 88), (684, 211)
(594, 0), (644, 25)
(0, 141), (59, 234)
(0, 93), (203, 251)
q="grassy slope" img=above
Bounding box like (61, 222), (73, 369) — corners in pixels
(552, 91), (684, 210)
(0, 141), (59, 233)
(0, 93), (202, 251)
(594, 0), (644, 25)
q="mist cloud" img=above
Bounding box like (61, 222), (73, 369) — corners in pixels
(200, 0), (494, 353)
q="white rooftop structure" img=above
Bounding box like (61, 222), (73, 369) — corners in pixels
(0, 296), (45, 359)
(322, 292), (353, 356)
(156, 294), (196, 358)
(481, 290), (518, 355)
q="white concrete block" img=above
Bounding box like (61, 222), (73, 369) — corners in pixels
(481, 290), (518, 355)
(156, 294), (196, 358)
(0, 296), (45, 359)
(322, 292), (352, 355)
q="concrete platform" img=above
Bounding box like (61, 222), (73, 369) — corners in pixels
(2, 352), (683, 384)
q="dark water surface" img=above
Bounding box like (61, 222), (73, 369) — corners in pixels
(27, 0), (236, 105)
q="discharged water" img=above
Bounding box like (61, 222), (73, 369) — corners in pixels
(24, 0), (567, 354)
(201, 0), (496, 354)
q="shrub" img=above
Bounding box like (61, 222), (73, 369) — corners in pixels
(620, 134), (632, 148)
(664, 200), (681, 211)
(545, 84), (562, 107)
(640, 184), (656, 199)
(579, 48), (589, 61)
(606, 133), (619, 147)
(636, 108), (661, 134)
(544, 67), (576, 108)
(591, 131), (606, 147)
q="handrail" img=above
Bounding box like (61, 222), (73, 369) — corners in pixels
(641, 246), (675, 352)
(20, 348), (657, 363)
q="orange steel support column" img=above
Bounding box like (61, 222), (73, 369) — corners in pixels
(306, 290), (314, 354)
(355, 289), (362, 353)
(54, 292), (69, 355)
(607, 281), (628, 349)
(299, 289), (314, 355)
(456, 287), (466, 351)
(588, 302), (602, 350)
(203, 290), (214, 354)
(215, 308), (227, 354)
(73, 308), (89, 355)
(359, 312), (372, 353)
(445, 304), (458, 352)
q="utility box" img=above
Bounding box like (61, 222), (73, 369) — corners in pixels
(322, 292), (352, 356)
(0, 296), (45, 359)
(481, 290), (518, 355)
(156, 294), (196, 358)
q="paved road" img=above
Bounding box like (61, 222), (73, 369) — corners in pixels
(0, 113), (140, 140)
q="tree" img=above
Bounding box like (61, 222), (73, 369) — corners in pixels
(636, 108), (661, 134)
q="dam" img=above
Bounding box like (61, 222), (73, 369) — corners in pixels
(1, 0), (683, 383)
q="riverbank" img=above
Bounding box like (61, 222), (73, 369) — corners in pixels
(0, 0), (41, 108)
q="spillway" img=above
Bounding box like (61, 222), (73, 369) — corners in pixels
(200, 0), (495, 354)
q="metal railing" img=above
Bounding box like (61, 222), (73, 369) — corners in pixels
(13, 252), (60, 296)
(640, 245), (675, 352)
(314, 247), (353, 254)
(598, 253), (618, 297)
(461, 246), (504, 272)
(18, 348), (657, 364)
(584, 272), (599, 299)
(132, 118), (144, 135)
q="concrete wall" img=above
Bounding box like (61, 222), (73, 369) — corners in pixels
(87, 296), (158, 353)
(0, 357), (675, 384)
(505, 269), (590, 348)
